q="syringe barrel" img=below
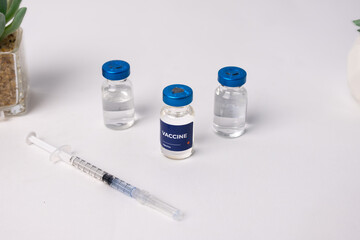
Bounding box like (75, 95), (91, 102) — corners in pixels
(70, 156), (106, 181)
(108, 176), (136, 197)
(101, 173), (184, 220)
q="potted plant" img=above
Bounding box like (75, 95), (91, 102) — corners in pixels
(0, 0), (26, 118)
(348, 19), (360, 103)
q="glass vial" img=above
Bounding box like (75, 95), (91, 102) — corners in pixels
(102, 60), (135, 130)
(160, 84), (194, 160)
(213, 66), (247, 138)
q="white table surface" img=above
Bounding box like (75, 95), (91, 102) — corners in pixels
(1, 0), (360, 239)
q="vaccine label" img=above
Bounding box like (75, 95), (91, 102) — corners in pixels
(160, 120), (193, 151)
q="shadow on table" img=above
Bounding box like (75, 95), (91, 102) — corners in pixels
(246, 109), (267, 134)
(134, 101), (159, 126)
(28, 63), (79, 112)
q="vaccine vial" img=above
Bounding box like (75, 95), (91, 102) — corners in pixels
(213, 66), (247, 137)
(160, 84), (194, 160)
(102, 60), (135, 130)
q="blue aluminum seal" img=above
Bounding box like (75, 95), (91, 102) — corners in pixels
(163, 84), (193, 107)
(218, 66), (247, 87)
(102, 60), (130, 80)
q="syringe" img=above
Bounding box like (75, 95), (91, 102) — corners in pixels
(26, 132), (184, 221)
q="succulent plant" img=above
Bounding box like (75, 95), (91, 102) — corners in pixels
(0, 0), (26, 41)
(354, 19), (360, 32)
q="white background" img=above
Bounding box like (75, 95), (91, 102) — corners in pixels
(1, 0), (360, 239)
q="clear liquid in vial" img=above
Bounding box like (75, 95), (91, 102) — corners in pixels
(102, 92), (134, 130)
(213, 86), (247, 137)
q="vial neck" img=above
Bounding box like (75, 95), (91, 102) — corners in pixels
(166, 105), (190, 114)
(107, 78), (127, 85)
(220, 85), (244, 91)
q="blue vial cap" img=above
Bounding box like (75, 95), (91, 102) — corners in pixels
(102, 60), (130, 80)
(218, 66), (247, 87)
(163, 84), (193, 107)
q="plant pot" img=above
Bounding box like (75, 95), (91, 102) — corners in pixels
(348, 36), (360, 103)
(0, 28), (27, 117)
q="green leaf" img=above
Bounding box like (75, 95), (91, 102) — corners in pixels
(0, 13), (5, 37)
(0, 7), (25, 41)
(5, 0), (20, 23)
(7, 0), (13, 10)
(0, 0), (7, 15)
(353, 19), (360, 27)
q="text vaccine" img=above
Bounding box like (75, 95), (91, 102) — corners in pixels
(160, 84), (194, 160)
(102, 60), (135, 130)
(213, 66), (248, 137)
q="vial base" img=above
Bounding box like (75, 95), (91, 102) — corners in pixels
(213, 116), (245, 138)
(161, 147), (193, 160)
(103, 109), (135, 130)
(213, 125), (245, 138)
(105, 120), (134, 130)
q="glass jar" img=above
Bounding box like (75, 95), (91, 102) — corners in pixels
(0, 28), (28, 118)
(213, 66), (247, 138)
(160, 84), (194, 160)
(102, 60), (135, 130)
